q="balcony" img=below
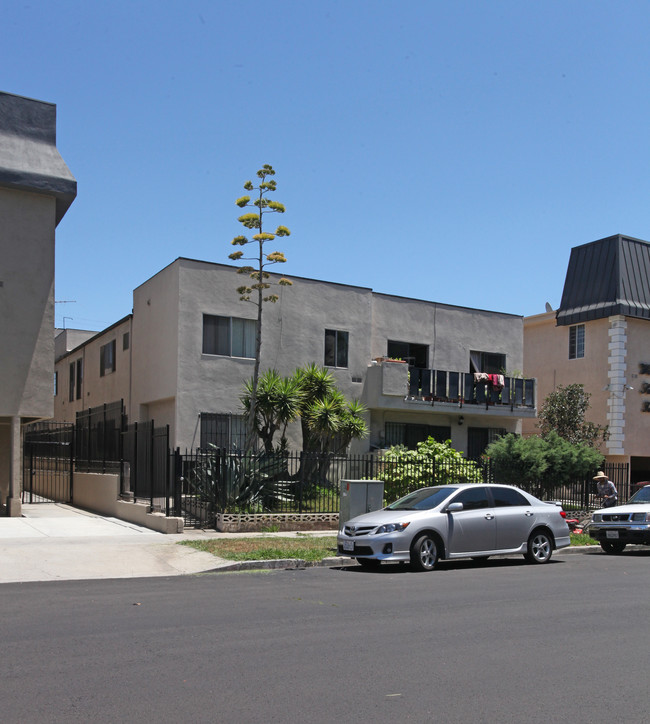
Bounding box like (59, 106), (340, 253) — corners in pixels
(407, 367), (535, 410)
(363, 361), (536, 418)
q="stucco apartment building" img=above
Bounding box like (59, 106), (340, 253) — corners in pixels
(0, 91), (76, 515)
(55, 257), (536, 458)
(524, 234), (650, 484)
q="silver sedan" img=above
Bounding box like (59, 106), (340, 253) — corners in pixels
(337, 483), (571, 571)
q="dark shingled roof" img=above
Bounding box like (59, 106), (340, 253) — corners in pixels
(556, 234), (650, 326)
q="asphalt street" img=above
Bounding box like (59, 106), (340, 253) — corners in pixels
(2, 550), (649, 724)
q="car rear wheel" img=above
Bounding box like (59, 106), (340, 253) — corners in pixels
(524, 530), (553, 564)
(600, 541), (626, 555)
(410, 534), (438, 572)
(356, 557), (382, 568)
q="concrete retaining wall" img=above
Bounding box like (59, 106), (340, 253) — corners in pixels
(73, 472), (183, 534)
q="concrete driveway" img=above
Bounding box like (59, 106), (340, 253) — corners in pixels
(0, 503), (226, 583)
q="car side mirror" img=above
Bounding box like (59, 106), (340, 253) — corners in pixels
(447, 502), (464, 513)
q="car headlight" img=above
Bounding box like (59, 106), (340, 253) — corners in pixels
(631, 512), (650, 522)
(592, 513), (602, 523)
(373, 522), (410, 534)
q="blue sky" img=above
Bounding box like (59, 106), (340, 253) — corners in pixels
(5, 1), (650, 330)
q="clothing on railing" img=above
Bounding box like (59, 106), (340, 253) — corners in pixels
(488, 374), (504, 391)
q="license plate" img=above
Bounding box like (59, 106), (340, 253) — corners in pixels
(606, 530), (619, 539)
(343, 539), (355, 552)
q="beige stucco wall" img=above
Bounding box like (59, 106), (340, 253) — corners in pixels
(617, 317), (650, 456)
(54, 317), (133, 422)
(523, 312), (610, 440)
(72, 472), (183, 533)
(523, 311), (650, 463)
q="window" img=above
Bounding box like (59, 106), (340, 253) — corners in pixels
(467, 427), (506, 460)
(324, 329), (349, 368)
(490, 487), (529, 507)
(384, 422), (451, 449)
(123, 332), (130, 350)
(470, 351), (506, 374)
(200, 413), (247, 451)
(203, 315), (256, 358)
(100, 340), (116, 376)
(387, 341), (428, 368)
(451, 487), (490, 510)
(569, 324), (585, 359)
(69, 362), (75, 402)
(75, 359), (83, 400)
(54, 371), (58, 397)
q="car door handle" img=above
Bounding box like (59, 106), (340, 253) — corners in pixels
(484, 513), (494, 520)
(524, 511), (534, 517)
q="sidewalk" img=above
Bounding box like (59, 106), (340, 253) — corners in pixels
(0, 503), (343, 584)
(1, 503), (597, 584)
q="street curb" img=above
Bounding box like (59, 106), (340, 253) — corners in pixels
(202, 546), (609, 573)
(204, 556), (358, 573)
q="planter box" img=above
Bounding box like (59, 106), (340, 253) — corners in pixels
(216, 512), (340, 533)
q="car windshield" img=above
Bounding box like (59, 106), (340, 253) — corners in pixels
(387, 487), (456, 511)
(627, 486), (650, 505)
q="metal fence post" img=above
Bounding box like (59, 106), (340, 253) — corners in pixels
(149, 420), (155, 512)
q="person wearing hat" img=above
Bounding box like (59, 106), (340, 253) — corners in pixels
(594, 471), (618, 508)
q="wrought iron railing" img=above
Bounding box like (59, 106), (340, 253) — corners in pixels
(407, 368), (535, 409)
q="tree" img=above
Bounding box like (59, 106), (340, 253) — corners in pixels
(238, 364), (368, 457)
(228, 164), (292, 452)
(293, 364), (368, 454)
(537, 383), (608, 447)
(305, 392), (369, 455)
(485, 431), (604, 496)
(240, 369), (303, 454)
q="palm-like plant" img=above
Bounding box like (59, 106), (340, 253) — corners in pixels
(241, 369), (303, 453)
(294, 364), (337, 453)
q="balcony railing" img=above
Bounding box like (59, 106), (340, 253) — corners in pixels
(407, 368), (535, 410)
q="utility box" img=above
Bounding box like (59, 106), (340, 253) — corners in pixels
(339, 479), (384, 524)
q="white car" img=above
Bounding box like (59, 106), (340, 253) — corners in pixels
(588, 484), (650, 554)
(337, 483), (571, 571)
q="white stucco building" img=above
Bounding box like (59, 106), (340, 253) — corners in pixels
(55, 257), (536, 458)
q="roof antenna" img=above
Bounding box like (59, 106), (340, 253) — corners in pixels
(545, 302), (553, 313)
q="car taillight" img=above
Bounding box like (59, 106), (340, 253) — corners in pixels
(559, 510), (567, 518)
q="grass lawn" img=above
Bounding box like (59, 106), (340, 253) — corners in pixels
(569, 532), (598, 546)
(180, 536), (339, 562)
(180, 531), (597, 562)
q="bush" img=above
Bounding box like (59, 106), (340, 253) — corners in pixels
(380, 437), (483, 501)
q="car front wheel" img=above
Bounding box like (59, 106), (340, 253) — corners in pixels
(410, 534), (438, 572)
(600, 541), (626, 555)
(524, 530), (553, 564)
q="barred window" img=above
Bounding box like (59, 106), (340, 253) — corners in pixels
(569, 324), (585, 359)
(384, 422), (451, 449)
(200, 413), (247, 451)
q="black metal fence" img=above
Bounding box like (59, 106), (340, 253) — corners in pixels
(171, 450), (488, 527)
(23, 412), (632, 528)
(523, 462), (631, 511)
(170, 450), (632, 527)
(22, 422), (74, 503)
(121, 421), (171, 514)
(75, 401), (126, 473)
